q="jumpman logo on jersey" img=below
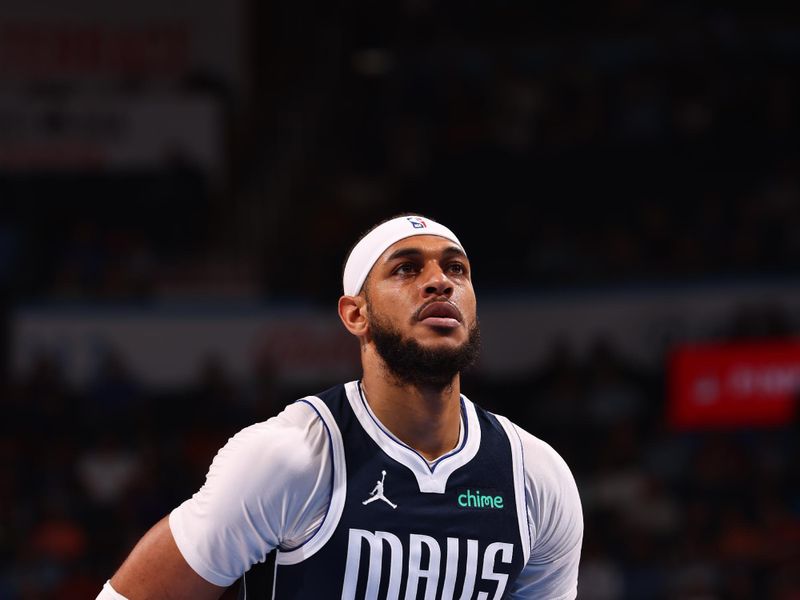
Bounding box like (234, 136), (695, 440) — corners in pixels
(362, 470), (397, 509)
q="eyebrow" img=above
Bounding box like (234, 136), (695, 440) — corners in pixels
(384, 245), (468, 263)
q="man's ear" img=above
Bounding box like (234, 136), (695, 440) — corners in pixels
(338, 294), (369, 337)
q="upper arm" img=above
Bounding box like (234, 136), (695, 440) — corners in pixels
(509, 426), (583, 599)
(168, 402), (331, 585)
(107, 401), (332, 596)
(110, 516), (226, 600)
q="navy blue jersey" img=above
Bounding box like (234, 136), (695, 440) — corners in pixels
(238, 382), (529, 599)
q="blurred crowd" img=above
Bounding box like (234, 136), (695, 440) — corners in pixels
(1, 4), (800, 303)
(0, 352), (277, 598)
(259, 1), (800, 300)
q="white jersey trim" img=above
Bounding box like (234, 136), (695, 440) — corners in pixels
(345, 380), (481, 494)
(494, 413), (532, 566)
(276, 396), (347, 565)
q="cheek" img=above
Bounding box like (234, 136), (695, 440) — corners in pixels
(458, 285), (477, 307)
(462, 293), (478, 322)
(368, 294), (409, 322)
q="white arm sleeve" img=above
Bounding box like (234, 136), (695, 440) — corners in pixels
(168, 401), (332, 587)
(95, 580), (129, 600)
(508, 425), (584, 599)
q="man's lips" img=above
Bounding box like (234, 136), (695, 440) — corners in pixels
(416, 301), (463, 329)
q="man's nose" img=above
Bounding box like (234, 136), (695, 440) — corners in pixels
(422, 265), (453, 297)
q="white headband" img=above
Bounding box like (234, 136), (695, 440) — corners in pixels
(342, 215), (464, 296)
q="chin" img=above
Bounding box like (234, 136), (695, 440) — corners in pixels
(416, 331), (467, 349)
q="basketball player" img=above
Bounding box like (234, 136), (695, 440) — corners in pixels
(96, 215), (583, 599)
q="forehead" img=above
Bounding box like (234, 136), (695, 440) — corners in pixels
(377, 234), (465, 262)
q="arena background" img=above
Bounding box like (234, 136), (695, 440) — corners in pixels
(1, 1), (799, 598)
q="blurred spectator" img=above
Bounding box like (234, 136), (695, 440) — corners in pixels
(583, 340), (646, 426)
(76, 434), (142, 507)
(578, 541), (625, 600)
(85, 351), (142, 428)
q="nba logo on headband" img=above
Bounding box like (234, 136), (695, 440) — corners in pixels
(407, 217), (427, 229)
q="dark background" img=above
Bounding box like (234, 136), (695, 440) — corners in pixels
(1, 1), (799, 598)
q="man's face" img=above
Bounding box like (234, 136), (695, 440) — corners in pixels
(362, 235), (480, 386)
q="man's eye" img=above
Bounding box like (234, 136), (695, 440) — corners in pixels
(395, 263), (418, 275)
(448, 263), (466, 275)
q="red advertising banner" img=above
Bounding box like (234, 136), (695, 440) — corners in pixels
(668, 339), (800, 429)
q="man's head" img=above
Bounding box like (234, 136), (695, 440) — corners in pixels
(338, 214), (480, 388)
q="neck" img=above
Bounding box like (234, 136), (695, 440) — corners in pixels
(360, 369), (462, 462)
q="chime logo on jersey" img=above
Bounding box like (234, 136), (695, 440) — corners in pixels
(406, 216), (427, 229)
(456, 489), (505, 510)
(342, 529), (514, 600)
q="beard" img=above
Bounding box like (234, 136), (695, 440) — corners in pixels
(369, 313), (481, 389)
